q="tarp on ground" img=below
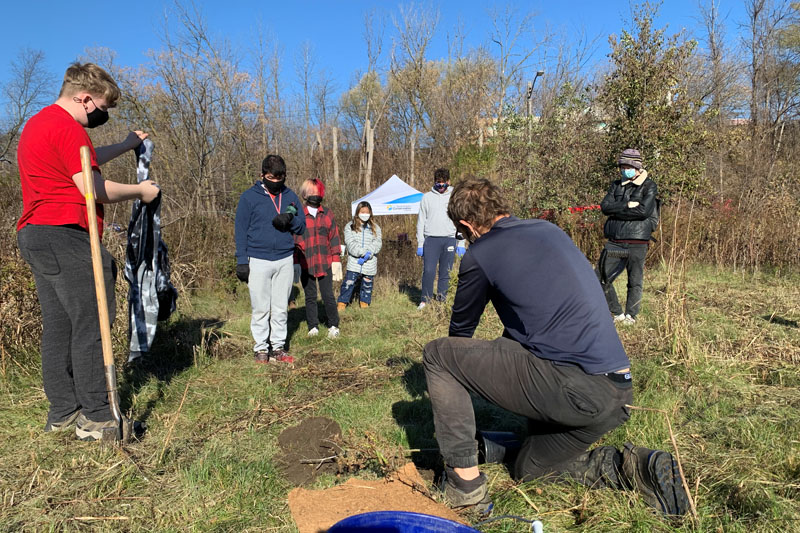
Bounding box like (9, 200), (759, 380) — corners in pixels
(351, 175), (423, 216)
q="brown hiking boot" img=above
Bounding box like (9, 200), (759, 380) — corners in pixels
(622, 443), (690, 516)
(360, 301), (369, 308)
(337, 302), (346, 311)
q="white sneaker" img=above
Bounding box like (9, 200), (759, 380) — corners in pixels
(327, 326), (340, 339)
(307, 327), (319, 337)
(621, 314), (636, 325)
(417, 302), (427, 310)
(613, 313), (627, 323)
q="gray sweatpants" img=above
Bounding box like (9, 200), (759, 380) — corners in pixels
(247, 256), (294, 352)
(17, 225), (117, 424)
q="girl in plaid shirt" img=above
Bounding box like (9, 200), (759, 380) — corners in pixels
(295, 178), (343, 339)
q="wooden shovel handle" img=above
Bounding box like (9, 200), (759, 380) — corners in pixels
(80, 146), (115, 368)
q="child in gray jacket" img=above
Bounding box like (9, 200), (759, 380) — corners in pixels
(338, 202), (382, 308)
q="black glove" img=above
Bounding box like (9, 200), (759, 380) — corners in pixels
(272, 213), (294, 232)
(236, 263), (250, 283)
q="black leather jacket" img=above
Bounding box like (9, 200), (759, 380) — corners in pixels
(601, 173), (658, 241)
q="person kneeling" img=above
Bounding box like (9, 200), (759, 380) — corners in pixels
(423, 178), (689, 516)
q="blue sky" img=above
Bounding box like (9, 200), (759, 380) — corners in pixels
(1, 1), (747, 110)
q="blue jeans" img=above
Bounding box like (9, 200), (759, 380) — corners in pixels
(338, 270), (374, 305)
(421, 236), (456, 303)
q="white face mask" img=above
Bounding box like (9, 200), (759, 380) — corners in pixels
(358, 213), (371, 222)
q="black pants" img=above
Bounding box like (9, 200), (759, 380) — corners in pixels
(597, 242), (648, 317)
(17, 225), (116, 424)
(300, 268), (339, 329)
(423, 336), (632, 486)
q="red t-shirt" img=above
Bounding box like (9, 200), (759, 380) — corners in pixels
(16, 104), (104, 237)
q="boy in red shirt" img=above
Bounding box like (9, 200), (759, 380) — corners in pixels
(16, 62), (160, 441)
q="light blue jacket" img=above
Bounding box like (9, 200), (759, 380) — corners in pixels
(344, 220), (382, 276)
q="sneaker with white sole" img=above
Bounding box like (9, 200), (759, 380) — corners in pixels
(621, 314), (636, 326)
(75, 413), (120, 441)
(44, 410), (81, 432)
(613, 313), (627, 323)
(327, 326), (340, 339)
(307, 327), (319, 337)
(417, 302), (427, 310)
(270, 348), (295, 365)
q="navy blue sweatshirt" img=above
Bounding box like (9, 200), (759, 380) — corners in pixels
(234, 182), (305, 263)
(449, 216), (630, 375)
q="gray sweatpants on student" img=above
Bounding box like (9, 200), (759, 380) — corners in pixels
(423, 336), (633, 486)
(17, 225), (117, 424)
(248, 256), (294, 352)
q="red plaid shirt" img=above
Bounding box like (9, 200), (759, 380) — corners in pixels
(295, 206), (341, 277)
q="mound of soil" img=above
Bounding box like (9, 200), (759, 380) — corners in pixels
(288, 462), (466, 533)
(276, 417), (343, 486)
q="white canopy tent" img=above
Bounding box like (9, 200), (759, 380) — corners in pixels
(351, 175), (423, 216)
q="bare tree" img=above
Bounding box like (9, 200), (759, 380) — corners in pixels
(488, 5), (549, 118)
(0, 49), (54, 164)
(296, 41), (316, 156)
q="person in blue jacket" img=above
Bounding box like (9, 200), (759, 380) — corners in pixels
(235, 155), (305, 364)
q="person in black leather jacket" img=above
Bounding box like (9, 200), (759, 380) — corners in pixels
(597, 148), (658, 325)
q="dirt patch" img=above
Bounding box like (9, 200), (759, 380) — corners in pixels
(276, 417), (343, 485)
(288, 462), (467, 533)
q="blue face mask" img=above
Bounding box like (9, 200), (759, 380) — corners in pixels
(621, 168), (636, 180)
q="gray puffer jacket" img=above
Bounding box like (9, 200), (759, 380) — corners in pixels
(344, 221), (382, 276)
(601, 171), (659, 241)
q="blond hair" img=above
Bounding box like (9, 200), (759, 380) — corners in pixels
(59, 63), (121, 107)
(299, 178), (325, 200)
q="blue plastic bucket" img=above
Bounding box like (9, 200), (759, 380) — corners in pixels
(327, 511), (480, 532)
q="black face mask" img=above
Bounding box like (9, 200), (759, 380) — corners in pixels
(262, 178), (285, 195)
(86, 106), (109, 128)
(306, 195), (323, 207)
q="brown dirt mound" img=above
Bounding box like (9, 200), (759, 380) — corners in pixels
(276, 417), (343, 485)
(288, 462), (467, 533)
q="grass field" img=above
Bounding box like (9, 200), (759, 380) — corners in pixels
(1, 263), (799, 532)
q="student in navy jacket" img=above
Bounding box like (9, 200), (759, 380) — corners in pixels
(235, 155), (305, 364)
(424, 178), (688, 517)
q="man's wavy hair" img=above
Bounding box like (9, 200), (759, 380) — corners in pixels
(447, 178), (509, 232)
(59, 63), (121, 107)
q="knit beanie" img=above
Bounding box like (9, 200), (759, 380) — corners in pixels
(617, 148), (643, 169)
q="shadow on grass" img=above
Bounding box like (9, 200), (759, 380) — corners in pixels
(391, 360), (528, 474)
(399, 282), (422, 306)
(119, 316), (223, 423)
(391, 361), (440, 471)
(761, 314), (798, 328)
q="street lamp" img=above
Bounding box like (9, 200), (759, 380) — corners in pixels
(526, 70), (545, 206)
(527, 70), (544, 143)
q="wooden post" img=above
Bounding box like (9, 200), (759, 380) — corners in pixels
(365, 118), (374, 192)
(409, 126), (416, 188)
(332, 126), (339, 184)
